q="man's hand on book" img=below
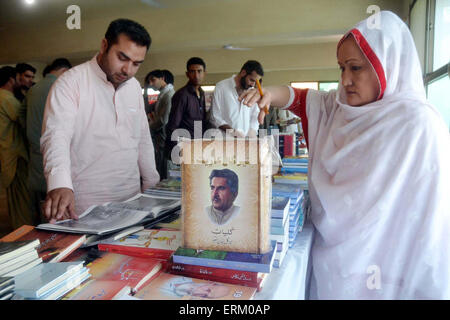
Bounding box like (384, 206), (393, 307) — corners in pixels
(43, 188), (78, 224)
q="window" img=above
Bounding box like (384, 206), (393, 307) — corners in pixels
(290, 82), (319, 90)
(319, 81), (339, 92)
(410, 0), (450, 130)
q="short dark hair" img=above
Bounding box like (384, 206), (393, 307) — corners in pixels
(145, 69), (164, 84)
(0, 66), (17, 87)
(241, 60), (264, 77)
(162, 69), (174, 85)
(105, 18), (151, 51)
(186, 57), (206, 71)
(42, 65), (51, 77)
(15, 63), (36, 75)
(209, 169), (239, 195)
(49, 58), (72, 72)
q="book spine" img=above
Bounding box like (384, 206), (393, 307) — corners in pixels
(169, 263), (259, 283)
(172, 255), (270, 273)
(97, 244), (173, 260)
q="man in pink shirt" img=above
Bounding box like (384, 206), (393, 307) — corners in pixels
(41, 19), (160, 223)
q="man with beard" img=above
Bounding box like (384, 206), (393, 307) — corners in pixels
(14, 63), (36, 103)
(41, 19), (159, 223)
(210, 60), (264, 138)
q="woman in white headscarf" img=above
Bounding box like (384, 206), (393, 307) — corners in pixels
(241, 11), (450, 299)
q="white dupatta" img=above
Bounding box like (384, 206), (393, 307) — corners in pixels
(305, 11), (450, 299)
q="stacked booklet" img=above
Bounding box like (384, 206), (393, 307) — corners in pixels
(36, 193), (181, 235)
(0, 277), (14, 300)
(14, 261), (91, 300)
(0, 239), (42, 278)
(144, 179), (181, 199)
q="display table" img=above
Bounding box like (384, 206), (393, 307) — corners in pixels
(254, 221), (315, 300)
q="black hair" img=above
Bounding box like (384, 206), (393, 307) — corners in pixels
(209, 169), (239, 196)
(0, 66), (17, 87)
(186, 57), (206, 71)
(105, 18), (151, 51)
(145, 69), (164, 84)
(42, 65), (51, 77)
(15, 63), (36, 75)
(240, 60), (264, 77)
(162, 69), (174, 85)
(49, 58), (72, 72)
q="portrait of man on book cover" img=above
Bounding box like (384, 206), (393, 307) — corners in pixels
(205, 169), (240, 226)
(181, 138), (272, 254)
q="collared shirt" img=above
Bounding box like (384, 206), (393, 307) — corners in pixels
(0, 88), (28, 187)
(149, 83), (175, 140)
(165, 83), (208, 155)
(41, 55), (160, 215)
(205, 205), (240, 226)
(26, 74), (58, 192)
(210, 75), (260, 135)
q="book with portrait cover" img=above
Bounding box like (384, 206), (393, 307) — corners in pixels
(134, 272), (256, 300)
(180, 137), (272, 254)
(98, 229), (182, 260)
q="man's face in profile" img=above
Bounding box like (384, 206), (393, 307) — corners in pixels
(210, 177), (236, 212)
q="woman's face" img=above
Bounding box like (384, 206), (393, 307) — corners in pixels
(337, 36), (380, 106)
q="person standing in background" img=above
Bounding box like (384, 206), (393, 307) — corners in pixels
(0, 66), (32, 229)
(26, 58), (72, 223)
(14, 63), (36, 103)
(147, 69), (175, 179)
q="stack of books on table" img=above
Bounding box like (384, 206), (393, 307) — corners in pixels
(63, 252), (163, 300)
(269, 196), (290, 268)
(14, 261), (91, 300)
(1, 225), (86, 263)
(144, 179), (181, 199)
(0, 239), (42, 279)
(0, 277), (14, 300)
(165, 241), (277, 298)
(272, 183), (306, 249)
(273, 157), (309, 189)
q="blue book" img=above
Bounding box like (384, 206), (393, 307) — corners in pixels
(272, 183), (302, 200)
(281, 167), (308, 174)
(172, 241), (277, 273)
(271, 196), (290, 219)
(15, 261), (84, 298)
(28, 267), (91, 300)
(282, 158), (308, 164)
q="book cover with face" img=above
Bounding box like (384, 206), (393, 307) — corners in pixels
(180, 138), (272, 254)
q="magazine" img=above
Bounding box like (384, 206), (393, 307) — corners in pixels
(37, 194), (180, 235)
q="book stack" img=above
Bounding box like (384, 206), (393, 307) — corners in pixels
(168, 242), (276, 293)
(274, 157), (308, 188)
(272, 183), (306, 248)
(269, 196), (290, 268)
(0, 277), (14, 300)
(1, 225), (86, 263)
(277, 133), (296, 158)
(14, 261), (90, 300)
(0, 239), (42, 278)
(63, 252), (163, 300)
(144, 179), (181, 199)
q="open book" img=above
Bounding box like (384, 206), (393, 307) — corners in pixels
(36, 194), (180, 235)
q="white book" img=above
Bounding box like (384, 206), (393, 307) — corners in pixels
(15, 261), (84, 298)
(0, 250), (38, 276)
(38, 268), (91, 300)
(0, 240), (40, 264)
(3, 257), (42, 277)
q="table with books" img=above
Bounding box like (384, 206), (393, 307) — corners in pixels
(0, 140), (315, 301)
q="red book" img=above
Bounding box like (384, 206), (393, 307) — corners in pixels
(283, 134), (294, 157)
(97, 229), (181, 261)
(1, 227), (85, 263)
(87, 252), (164, 292)
(168, 261), (260, 284)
